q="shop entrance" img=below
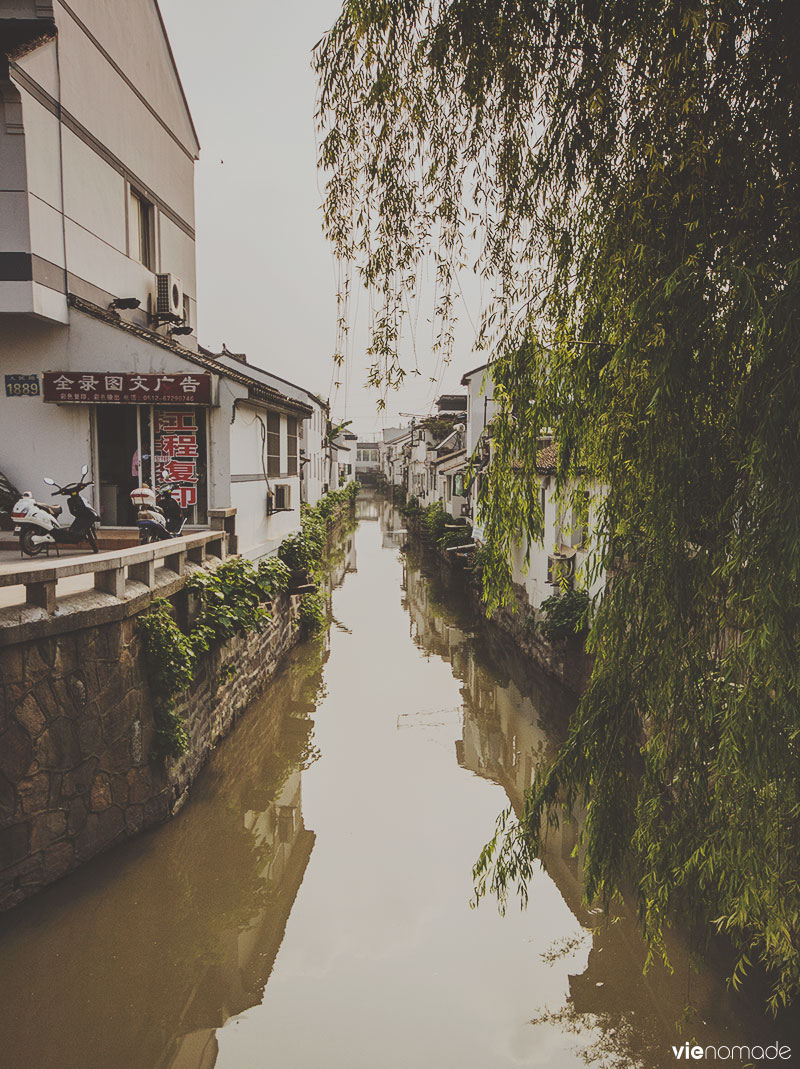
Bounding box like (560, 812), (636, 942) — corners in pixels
(95, 404), (208, 527)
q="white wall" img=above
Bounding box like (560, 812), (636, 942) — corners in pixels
(229, 401), (302, 559)
(3, 0), (198, 328)
(509, 477), (606, 613)
(0, 308), (231, 514)
(300, 400), (327, 506)
(464, 366), (496, 458)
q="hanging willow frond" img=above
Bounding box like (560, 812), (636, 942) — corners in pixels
(315, 1), (800, 1009)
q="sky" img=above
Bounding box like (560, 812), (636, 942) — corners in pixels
(158, 0), (482, 437)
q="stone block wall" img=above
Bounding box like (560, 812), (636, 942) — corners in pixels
(487, 580), (593, 695)
(0, 592), (299, 910)
(404, 512), (592, 694)
(168, 593), (299, 810)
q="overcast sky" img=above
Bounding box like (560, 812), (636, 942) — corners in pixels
(159, 0), (481, 436)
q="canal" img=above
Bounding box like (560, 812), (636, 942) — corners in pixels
(0, 493), (796, 1068)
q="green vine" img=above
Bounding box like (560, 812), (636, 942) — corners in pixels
(136, 485), (353, 760)
(299, 590), (326, 634)
(279, 482), (358, 577)
(187, 557), (273, 653)
(538, 587), (590, 642)
(135, 601), (195, 757)
(418, 500), (473, 551)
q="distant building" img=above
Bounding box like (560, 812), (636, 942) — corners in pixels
(435, 394), (468, 417)
(354, 440), (381, 482)
(379, 426), (411, 487)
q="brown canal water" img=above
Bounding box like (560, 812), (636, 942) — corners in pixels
(0, 493), (797, 1069)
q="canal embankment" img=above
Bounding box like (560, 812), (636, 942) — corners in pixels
(398, 499), (592, 694)
(0, 492), (796, 1069)
(0, 492), (355, 910)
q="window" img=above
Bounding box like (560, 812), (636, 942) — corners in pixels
(287, 416), (298, 476)
(547, 554), (575, 588)
(129, 188), (154, 270)
(267, 412), (280, 476)
(571, 490), (590, 548)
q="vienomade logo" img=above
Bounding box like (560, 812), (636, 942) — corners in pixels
(672, 1042), (792, 1061)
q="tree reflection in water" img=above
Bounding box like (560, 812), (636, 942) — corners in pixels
(2, 500), (797, 1069)
(0, 635), (329, 1069)
(400, 545), (799, 1067)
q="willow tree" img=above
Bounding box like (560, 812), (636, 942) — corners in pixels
(315, 2), (800, 1007)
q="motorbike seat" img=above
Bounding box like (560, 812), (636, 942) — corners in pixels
(36, 502), (62, 517)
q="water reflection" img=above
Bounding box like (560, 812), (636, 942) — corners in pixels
(401, 546), (800, 1065)
(1, 496), (797, 1069)
(0, 639), (328, 1069)
(354, 495), (380, 522)
(326, 527), (358, 590)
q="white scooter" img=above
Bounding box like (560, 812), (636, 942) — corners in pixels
(12, 465), (100, 556)
(131, 482), (186, 544)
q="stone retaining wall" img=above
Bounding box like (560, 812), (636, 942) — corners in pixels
(0, 496), (355, 910)
(404, 512), (592, 694)
(0, 591), (300, 910)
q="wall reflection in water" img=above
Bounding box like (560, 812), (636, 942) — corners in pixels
(1, 498), (796, 1069)
(0, 638), (329, 1069)
(400, 545), (799, 1065)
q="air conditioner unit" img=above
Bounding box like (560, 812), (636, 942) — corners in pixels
(156, 273), (183, 318)
(267, 486), (291, 515)
(460, 503), (471, 518)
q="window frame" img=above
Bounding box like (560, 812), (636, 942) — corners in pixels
(286, 416), (298, 476)
(266, 411), (281, 476)
(129, 187), (155, 271)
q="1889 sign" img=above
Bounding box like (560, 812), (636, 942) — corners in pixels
(5, 374), (40, 397)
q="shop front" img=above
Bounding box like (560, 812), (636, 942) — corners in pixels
(43, 371), (212, 528)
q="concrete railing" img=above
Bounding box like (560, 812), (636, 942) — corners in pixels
(0, 531), (227, 644)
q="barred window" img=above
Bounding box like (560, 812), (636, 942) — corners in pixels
(267, 412), (280, 476)
(287, 416), (298, 476)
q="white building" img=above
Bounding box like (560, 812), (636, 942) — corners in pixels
(435, 447), (468, 520)
(507, 441), (605, 614)
(379, 426), (410, 487)
(0, 1), (325, 560)
(335, 432), (356, 486)
(208, 351), (335, 508)
(461, 363), (603, 615)
(354, 440), (380, 483)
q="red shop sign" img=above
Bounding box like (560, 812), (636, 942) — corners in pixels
(43, 371), (212, 405)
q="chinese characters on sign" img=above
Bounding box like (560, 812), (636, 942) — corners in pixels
(155, 411), (199, 509)
(42, 371), (212, 405)
(5, 374), (40, 397)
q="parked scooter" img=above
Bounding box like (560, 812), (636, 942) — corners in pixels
(12, 465), (100, 556)
(131, 482), (186, 544)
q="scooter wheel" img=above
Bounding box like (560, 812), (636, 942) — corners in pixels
(87, 528), (99, 553)
(20, 528), (46, 557)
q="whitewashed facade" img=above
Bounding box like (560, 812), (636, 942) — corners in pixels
(460, 363), (604, 614)
(0, 1), (325, 560)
